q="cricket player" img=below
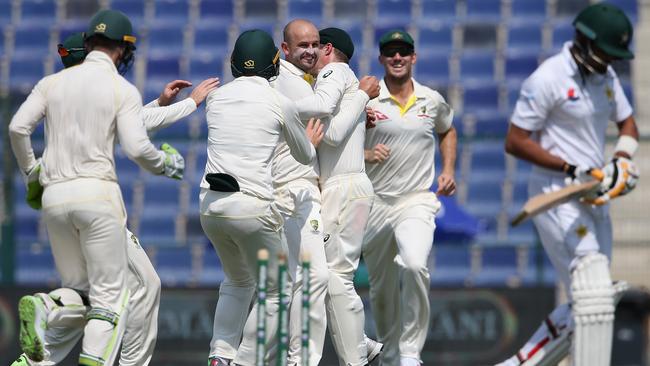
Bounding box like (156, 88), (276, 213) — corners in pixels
(8, 9), (185, 366)
(11, 32), (218, 366)
(256, 19), (382, 366)
(362, 30), (456, 366)
(201, 29), (322, 366)
(496, 3), (640, 366)
(308, 27), (379, 366)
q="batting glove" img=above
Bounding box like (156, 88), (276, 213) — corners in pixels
(160, 143), (185, 180)
(563, 163), (603, 201)
(25, 158), (44, 210)
(584, 157), (640, 205)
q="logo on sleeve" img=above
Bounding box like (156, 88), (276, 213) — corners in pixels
(567, 88), (580, 101)
(322, 70), (333, 78)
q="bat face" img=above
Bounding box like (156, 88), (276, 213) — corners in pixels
(510, 180), (600, 227)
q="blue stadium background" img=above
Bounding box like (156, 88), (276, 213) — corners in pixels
(1, 0), (638, 289)
(1, 0), (646, 364)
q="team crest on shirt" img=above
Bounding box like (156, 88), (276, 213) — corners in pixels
(310, 219), (320, 232)
(567, 88), (580, 101)
(575, 224), (588, 239)
(605, 87), (614, 102)
(130, 233), (141, 249)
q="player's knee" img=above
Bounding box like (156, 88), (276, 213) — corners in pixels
(396, 255), (428, 277)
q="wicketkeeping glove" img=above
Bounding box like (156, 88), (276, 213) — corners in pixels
(25, 158), (44, 210)
(584, 157), (639, 205)
(160, 143), (184, 180)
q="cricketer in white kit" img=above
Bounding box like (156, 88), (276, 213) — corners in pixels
(235, 19), (380, 366)
(363, 29), (456, 366)
(306, 27), (381, 366)
(11, 32), (219, 366)
(8, 10), (185, 366)
(201, 30), (321, 366)
(498, 3), (640, 366)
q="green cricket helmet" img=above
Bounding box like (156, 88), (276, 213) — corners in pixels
(231, 29), (280, 80)
(85, 9), (137, 74)
(573, 2), (634, 60)
(57, 32), (87, 68)
(86, 9), (137, 45)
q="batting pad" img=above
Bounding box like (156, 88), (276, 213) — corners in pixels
(571, 253), (615, 366)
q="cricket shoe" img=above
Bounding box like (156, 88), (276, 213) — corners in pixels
(18, 295), (47, 362)
(366, 336), (384, 364)
(208, 356), (231, 365)
(10, 354), (31, 366)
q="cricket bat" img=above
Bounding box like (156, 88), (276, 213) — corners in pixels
(510, 180), (600, 227)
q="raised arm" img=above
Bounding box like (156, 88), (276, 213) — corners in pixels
(143, 78), (219, 132)
(322, 75), (380, 146)
(295, 64), (346, 119)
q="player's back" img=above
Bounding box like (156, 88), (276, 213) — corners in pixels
(203, 76), (288, 200)
(317, 62), (366, 184)
(40, 50), (142, 186)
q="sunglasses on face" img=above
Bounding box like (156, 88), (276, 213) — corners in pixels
(381, 47), (414, 58)
(57, 44), (85, 57)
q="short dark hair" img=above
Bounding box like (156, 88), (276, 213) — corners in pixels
(84, 34), (124, 52)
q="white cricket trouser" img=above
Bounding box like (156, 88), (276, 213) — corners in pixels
(273, 179), (329, 366)
(362, 191), (440, 366)
(200, 189), (284, 365)
(529, 173), (612, 294)
(119, 230), (161, 366)
(41, 178), (130, 366)
(321, 173), (374, 366)
(23, 230), (161, 366)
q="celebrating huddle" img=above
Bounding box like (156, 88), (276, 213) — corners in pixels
(6, 1), (642, 366)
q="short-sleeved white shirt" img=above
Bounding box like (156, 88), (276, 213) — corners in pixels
(365, 78), (453, 198)
(511, 42), (633, 173)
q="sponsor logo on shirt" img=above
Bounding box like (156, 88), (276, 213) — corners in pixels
(374, 111), (390, 121)
(567, 88), (580, 101)
(322, 70), (333, 78)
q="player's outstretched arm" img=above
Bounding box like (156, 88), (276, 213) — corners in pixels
(156, 79), (193, 106)
(143, 78), (220, 133)
(321, 76), (379, 146)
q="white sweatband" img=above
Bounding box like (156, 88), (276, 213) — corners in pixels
(614, 135), (638, 158)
